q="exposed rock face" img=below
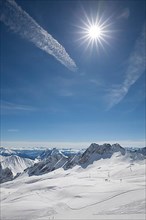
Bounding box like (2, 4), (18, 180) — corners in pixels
(78, 143), (125, 167)
(138, 147), (146, 156)
(27, 148), (68, 176)
(27, 143), (126, 175)
(38, 149), (52, 160)
(0, 163), (13, 184)
(63, 153), (81, 170)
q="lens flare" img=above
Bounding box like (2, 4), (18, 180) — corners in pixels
(77, 11), (113, 52)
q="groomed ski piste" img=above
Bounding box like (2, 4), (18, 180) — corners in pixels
(1, 152), (145, 220)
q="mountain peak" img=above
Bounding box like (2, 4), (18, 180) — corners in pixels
(79, 143), (125, 167)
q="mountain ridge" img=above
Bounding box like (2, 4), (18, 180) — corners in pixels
(0, 143), (145, 183)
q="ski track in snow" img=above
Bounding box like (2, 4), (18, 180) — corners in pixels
(67, 188), (144, 210)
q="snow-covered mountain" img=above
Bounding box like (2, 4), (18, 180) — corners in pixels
(27, 148), (68, 176)
(138, 147), (146, 156)
(14, 149), (44, 160)
(0, 147), (44, 159)
(37, 148), (53, 160)
(0, 155), (35, 176)
(26, 143), (127, 176)
(0, 147), (82, 160)
(0, 147), (16, 156)
(27, 147), (86, 176)
(0, 144), (145, 181)
(38, 148), (83, 160)
(79, 143), (126, 168)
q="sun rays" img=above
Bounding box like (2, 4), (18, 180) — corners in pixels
(76, 10), (113, 52)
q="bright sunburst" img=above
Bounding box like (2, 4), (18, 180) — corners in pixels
(77, 12), (112, 51)
(88, 25), (103, 40)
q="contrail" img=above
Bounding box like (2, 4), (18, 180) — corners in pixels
(106, 25), (145, 109)
(0, 0), (77, 71)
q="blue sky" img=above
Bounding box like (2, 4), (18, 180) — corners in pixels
(0, 0), (145, 149)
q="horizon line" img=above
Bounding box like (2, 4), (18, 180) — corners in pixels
(1, 140), (145, 149)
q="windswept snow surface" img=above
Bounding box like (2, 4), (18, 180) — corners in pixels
(1, 153), (146, 220)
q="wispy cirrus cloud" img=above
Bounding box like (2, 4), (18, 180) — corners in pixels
(1, 101), (36, 112)
(0, 0), (77, 71)
(106, 25), (145, 109)
(117, 8), (130, 20)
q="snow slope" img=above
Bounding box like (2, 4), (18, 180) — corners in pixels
(0, 155), (34, 176)
(1, 153), (145, 220)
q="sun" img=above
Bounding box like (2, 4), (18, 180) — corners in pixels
(88, 25), (103, 40)
(77, 12), (112, 51)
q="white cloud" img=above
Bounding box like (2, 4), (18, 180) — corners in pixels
(117, 8), (130, 20)
(107, 25), (145, 109)
(0, 0), (77, 71)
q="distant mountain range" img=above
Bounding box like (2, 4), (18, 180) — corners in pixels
(0, 144), (145, 183)
(0, 147), (82, 159)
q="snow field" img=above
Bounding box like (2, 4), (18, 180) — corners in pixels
(1, 155), (145, 219)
